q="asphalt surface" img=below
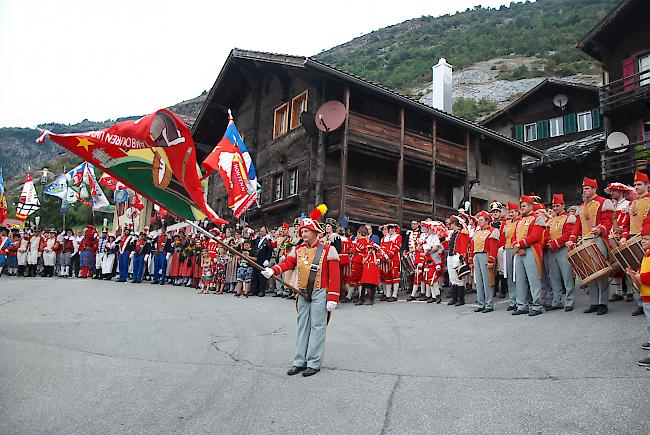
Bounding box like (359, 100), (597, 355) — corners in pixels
(1, 277), (649, 434)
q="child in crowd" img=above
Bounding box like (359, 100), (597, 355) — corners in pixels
(215, 246), (228, 294)
(235, 240), (253, 298)
(198, 249), (213, 294)
(357, 242), (381, 305)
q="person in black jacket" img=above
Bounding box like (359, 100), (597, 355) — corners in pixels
(250, 226), (274, 297)
(131, 233), (151, 283)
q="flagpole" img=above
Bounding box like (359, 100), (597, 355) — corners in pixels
(184, 220), (303, 298)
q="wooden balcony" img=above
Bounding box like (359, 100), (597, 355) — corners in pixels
(599, 69), (650, 115)
(347, 112), (467, 172)
(600, 138), (650, 178)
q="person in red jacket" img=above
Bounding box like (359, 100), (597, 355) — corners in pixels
(262, 205), (340, 378)
(470, 211), (500, 313)
(379, 223), (402, 302)
(358, 243), (381, 305)
(567, 177), (615, 315)
(546, 194), (577, 311)
(347, 226), (369, 302)
(446, 215), (470, 306)
(512, 195), (546, 316)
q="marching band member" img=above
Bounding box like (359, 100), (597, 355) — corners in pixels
(273, 222), (291, 297)
(469, 211), (500, 312)
(626, 171), (650, 315)
(403, 220), (421, 292)
(261, 207), (340, 378)
(41, 229), (58, 277)
(116, 227), (135, 282)
(512, 195), (546, 316)
(605, 182), (631, 303)
(16, 232), (30, 277)
(446, 216), (470, 306)
(567, 177), (615, 315)
(348, 226), (370, 302)
(152, 229), (173, 285)
(407, 224), (429, 301)
(379, 223), (402, 302)
(546, 194), (576, 311)
(27, 228), (41, 278)
(336, 226), (351, 303)
(501, 202), (520, 310)
(359, 242), (381, 305)
(490, 201), (507, 298)
(421, 221), (444, 303)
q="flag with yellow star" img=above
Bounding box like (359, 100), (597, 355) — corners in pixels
(36, 109), (227, 225)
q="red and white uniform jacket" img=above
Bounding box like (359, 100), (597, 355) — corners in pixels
(380, 234), (401, 267)
(611, 198), (630, 240)
(450, 227), (470, 257)
(338, 236), (351, 266)
(272, 241), (341, 303)
(569, 195), (614, 243)
(469, 227), (500, 265)
(547, 212), (576, 251)
(628, 193), (650, 236)
(407, 229), (420, 252)
(350, 237), (370, 265)
(360, 251), (381, 285)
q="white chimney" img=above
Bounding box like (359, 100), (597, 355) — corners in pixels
(432, 58), (453, 113)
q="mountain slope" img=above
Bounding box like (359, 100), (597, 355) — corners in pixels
(314, 0), (616, 93)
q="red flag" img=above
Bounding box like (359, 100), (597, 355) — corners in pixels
(37, 109), (226, 225)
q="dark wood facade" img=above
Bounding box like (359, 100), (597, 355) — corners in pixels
(481, 79), (603, 204)
(192, 50), (542, 228)
(578, 0), (650, 181)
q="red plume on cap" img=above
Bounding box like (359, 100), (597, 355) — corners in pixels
(642, 215), (650, 236)
(507, 201), (519, 211)
(583, 177), (598, 188)
(635, 171), (650, 184)
(552, 194), (564, 205)
(520, 195), (534, 204)
(309, 204), (328, 221)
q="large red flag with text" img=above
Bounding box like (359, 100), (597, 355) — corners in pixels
(37, 109), (226, 225)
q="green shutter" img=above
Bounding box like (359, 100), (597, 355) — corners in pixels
(592, 108), (601, 129)
(563, 113), (577, 134)
(515, 124), (524, 141)
(537, 120), (549, 139)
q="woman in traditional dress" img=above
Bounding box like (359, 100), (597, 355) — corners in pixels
(101, 235), (117, 280)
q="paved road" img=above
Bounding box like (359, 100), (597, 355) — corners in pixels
(1, 277), (649, 434)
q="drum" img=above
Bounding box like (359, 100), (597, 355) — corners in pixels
(611, 235), (645, 273)
(567, 238), (614, 286)
(401, 252), (416, 275)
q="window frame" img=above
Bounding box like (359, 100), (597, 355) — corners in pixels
(273, 174), (284, 202)
(577, 111), (593, 132)
(523, 123), (537, 142)
(480, 145), (492, 166)
(273, 103), (289, 139)
(638, 52), (650, 87)
(549, 116), (564, 137)
(288, 168), (299, 197)
(290, 90), (309, 130)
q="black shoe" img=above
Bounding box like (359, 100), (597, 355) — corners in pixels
(550, 305), (563, 311)
(609, 294), (624, 302)
(379, 294), (388, 301)
(302, 367), (319, 377)
(512, 309), (528, 316)
(287, 366), (306, 376)
(543, 305), (552, 311)
(436, 295), (442, 304)
(474, 307), (484, 312)
(636, 357), (650, 367)
(482, 307), (494, 313)
(507, 305), (516, 311)
(632, 307), (644, 316)
(273, 293), (282, 297)
(528, 310), (542, 317)
(583, 305), (599, 313)
(447, 300), (457, 306)
(596, 305), (608, 315)
(642, 342), (650, 351)
(427, 297), (435, 303)
(564, 306), (574, 312)
(258, 293), (265, 297)
(455, 301), (465, 306)
(406, 295), (416, 302)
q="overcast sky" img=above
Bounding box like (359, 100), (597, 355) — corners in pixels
(0, 0), (526, 128)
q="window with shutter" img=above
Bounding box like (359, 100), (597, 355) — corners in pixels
(623, 57), (636, 91)
(515, 124), (524, 141)
(550, 117), (564, 137)
(592, 108), (601, 129)
(563, 113), (577, 134)
(537, 120), (549, 139)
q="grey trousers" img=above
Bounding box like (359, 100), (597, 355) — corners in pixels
(473, 253), (493, 309)
(295, 288), (328, 369)
(541, 250), (552, 306)
(505, 248), (516, 307)
(514, 247), (542, 312)
(587, 237), (609, 306)
(548, 247), (575, 308)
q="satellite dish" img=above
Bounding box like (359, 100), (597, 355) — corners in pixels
(315, 101), (347, 132)
(553, 94), (569, 108)
(607, 131), (630, 153)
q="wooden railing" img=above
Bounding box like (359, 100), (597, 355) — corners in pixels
(600, 138), (650, 178)
(347, 112), (466, 172)
(600, 69), (650, 114)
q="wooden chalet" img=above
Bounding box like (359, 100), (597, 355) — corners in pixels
(192, 49), (542, 228)
(481, 78), (603, 204)
(578, 0), (650, 182)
